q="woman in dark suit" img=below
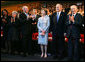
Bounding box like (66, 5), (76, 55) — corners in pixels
(7, 11), (20, 54)
(1, 9), (11, 52)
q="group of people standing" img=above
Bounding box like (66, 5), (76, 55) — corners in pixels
(1, 6), (40, 57)
(1, 3), (83, 61)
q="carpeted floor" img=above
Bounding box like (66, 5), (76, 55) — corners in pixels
(1, 53), (84, 61)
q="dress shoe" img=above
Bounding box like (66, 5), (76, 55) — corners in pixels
(57, 55), (64, 60)
(53, 55), (57, 59)
(67, 58), (73, 61)
(22, 54), (27, 57)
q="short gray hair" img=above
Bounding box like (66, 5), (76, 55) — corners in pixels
(12, 11), (18, 15)
(56, 3), (62, 8)
(70, 5), (78, 9)
(22, 6), (28, 10)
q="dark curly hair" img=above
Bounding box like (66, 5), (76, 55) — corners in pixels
(2, 9), (8, 16)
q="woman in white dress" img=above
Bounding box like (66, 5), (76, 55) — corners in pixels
(37, 9), (50, 58)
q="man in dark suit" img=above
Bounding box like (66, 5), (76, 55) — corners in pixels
(65, 5), (82, 61)
(50, 4), (67, 59)
(19, 6), (32, 56)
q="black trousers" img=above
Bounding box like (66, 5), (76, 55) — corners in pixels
(2, 28), (8, 49)
(1, 37), (5, 49)
(21, 35), (32, 54)
(51, 34), (65, 57)
(11, 40), (19, 52)
(32, 40), (41, 54)
(68, 37), (80, 60)
(1, 32), (8, 49)
(5, 40), (11, 52)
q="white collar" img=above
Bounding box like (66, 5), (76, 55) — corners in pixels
(72, 13), (76, 17)
(57, 11), (61, 16)
(24, 12), (28, 14)
(24, 12), (29, 17)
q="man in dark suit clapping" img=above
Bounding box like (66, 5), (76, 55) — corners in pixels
(65, 5), (82, 61)
(19, 6), (32, 56)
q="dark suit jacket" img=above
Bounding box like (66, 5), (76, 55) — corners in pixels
(50, 12), (67, 37)
(48, 14), (52, 32)
(65, 13), (82, 38)
(1, 16), (11, 40)
(7, 17), (20, 41)
(80, 16), (84, 34)
(31, 14), (41, 32)
(19, 12), (32, 39)
(33, 14), (41, 23)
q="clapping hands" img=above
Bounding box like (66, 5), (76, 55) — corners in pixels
(2, 19), (7, 23)
(69, 15), (74, 22)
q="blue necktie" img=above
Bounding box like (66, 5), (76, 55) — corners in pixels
(57, 12), (59, 22)
(25, 13), (28, 17)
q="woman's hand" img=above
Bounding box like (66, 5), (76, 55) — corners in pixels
(40, 30), (45, 35)
(41, 32), (45, 35)
(41, 30), (45, 35)
(42, 30), (45, 33)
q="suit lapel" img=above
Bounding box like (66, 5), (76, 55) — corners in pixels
(74, 13), (78, 21)
(53, 13), (57, 24)
(53, 12), (63, 24)
(70, 13), (78, 23)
